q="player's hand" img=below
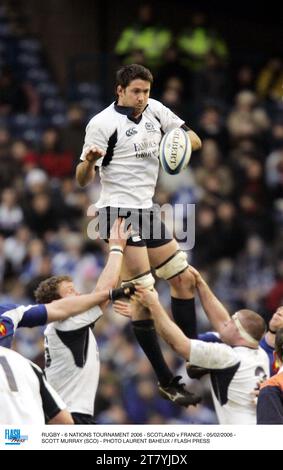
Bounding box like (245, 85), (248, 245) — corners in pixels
(85, 145), (105, 164)
(113, 300), (133, 318)
(187, 265), (203, 287)
(250, 380), (263, 405)
(109, 218), (131, 251)
(134, 286), (159, 308)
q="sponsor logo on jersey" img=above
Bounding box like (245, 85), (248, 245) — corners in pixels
(4, 429), (28, 446)
(0, 322), (7, 337)
(126, 127), (138, 137)
(134, 140), (158, 159)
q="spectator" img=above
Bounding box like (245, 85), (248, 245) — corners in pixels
(0, 188), (23, 236)
(256, 58), (283, 102)
(27, 129), (73, 178)
(115, 3), (171, 69)
(177, 11), (229, 71)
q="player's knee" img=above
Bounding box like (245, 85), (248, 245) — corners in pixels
(155, 250), (188, 281)
(168, 266), (196, 296)
(179, 268), (196, 289)
(121, 271), (155, 290)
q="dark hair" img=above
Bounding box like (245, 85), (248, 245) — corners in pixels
(34, 275), (72, 304)
(116, 64), (153, 89)
(275, 328), (283, 361)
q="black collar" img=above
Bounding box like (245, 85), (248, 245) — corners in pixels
(114, 101), (148, 124)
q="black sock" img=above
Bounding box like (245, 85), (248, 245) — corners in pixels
(132, 319), (173, 386)
(171, 297), (197, 339)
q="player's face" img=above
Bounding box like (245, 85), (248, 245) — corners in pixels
(219, 316), (239, 345)
(270, 306), (283, 331)
(117, 79), (151, 116)
(58, 281), (80, 298)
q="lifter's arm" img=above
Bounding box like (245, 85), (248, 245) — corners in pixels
(135, 287), (191, 360)
(188, 266), (230, 333)
(95, 218), (130, 292)
(45, 290), (109, 322)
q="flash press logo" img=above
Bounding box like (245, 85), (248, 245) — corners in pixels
(5, 429), (28, 446)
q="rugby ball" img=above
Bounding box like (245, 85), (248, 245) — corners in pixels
(159, 127), (192, 175)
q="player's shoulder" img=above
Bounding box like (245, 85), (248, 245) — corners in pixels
(147, 98), (164, 112)
(86, 102), (116, 128)
(47, 306), (102, 332)
(198, 331), (222, 343)
(0, 345), (27, 364)
(235, 345), (269, 364)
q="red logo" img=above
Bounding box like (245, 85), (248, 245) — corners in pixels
(0, 322), (7, 336)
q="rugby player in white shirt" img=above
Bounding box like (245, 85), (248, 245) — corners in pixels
(35, 219), (133, 424)
(0, 345), (73, 425)
(124, 284), (269, 424)
(76, 64), (202, 407)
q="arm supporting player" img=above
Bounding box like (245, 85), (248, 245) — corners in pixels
(189, 266), (230, 332)
(45, 290), (110, 322)
(109, 283), (136, 301)
(95, 218), (130, 293)
(45, 219), (133, 321)
(135, 287), (191, 360)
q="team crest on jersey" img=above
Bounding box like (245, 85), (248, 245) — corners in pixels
(126, 127), (138, 137)
(0, 322), (7, 336)
(145, 122), (156, 132)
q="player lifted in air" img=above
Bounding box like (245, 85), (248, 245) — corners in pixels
(76, 64), (202, 406)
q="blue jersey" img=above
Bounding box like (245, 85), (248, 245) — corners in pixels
(259, 335), (274, 376)
(0, 303), (47, 348)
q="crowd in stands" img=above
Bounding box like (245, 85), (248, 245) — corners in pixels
(0, 1), (282, 423)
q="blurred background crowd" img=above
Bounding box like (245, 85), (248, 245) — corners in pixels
(0, 0), (283, 424)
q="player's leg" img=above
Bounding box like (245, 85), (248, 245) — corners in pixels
(121, 244), (200, 406)
(148, 238), (198, 339)
(102, 207), (198, 405)
(121, 244), (174, 388)
(101, 206), (174, 387)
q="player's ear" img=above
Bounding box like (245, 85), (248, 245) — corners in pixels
(117, 85), (124, 97)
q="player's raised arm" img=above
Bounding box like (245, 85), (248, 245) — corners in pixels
(76, 145), (105, 187)
(135, 287), (191, 360)
(95, 218), (131, 293)
(188, 266), (230, 332)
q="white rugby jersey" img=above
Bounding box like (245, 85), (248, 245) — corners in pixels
(189, 340), (270, 424)
(80, 98), (184, 208)
(0, 346), (65, 424)
(44, 305), (102, 416)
